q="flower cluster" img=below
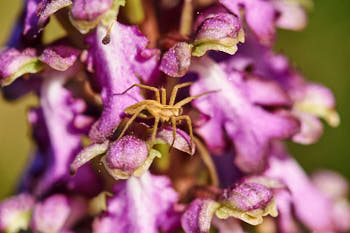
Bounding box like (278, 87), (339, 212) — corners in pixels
(0, 0), (349, 232)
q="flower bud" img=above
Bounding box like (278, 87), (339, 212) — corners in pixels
(103, 136), (148, 179)
(216, 182), (278, 225)
(192, 12), (244, 57)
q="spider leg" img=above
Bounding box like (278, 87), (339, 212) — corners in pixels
(175, 115), (194, 152)
(116, 105), (146, 141)
(150, 116), (160, 144)
(161, 88), (167, 105)
(169, 82), (193, 106)
(170, 116), (177, 150)
(174, 90), (218, 108)
(114, 84), (161, 103)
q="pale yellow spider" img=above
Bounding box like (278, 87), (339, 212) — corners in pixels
(115, 82), (215, 150)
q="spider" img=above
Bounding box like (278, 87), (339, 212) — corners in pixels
(115, 82), (215, 151)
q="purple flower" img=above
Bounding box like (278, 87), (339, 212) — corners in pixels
(181, 180), (278, 232)
(189, 56), (298, 172)
(93, 172), (179, 233)
(0, 0), (347, 232)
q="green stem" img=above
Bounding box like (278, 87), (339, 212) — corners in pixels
(179, 0), (193, 36)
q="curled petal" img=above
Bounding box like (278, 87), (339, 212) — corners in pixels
(40, 45), (80, 71)
(70, 141), (109, 175)
(292, 111), (323, 144)
(156, 127), (195, 155)
(0, 48), (43, 87)
(160, 42), (192, 77)
(181, 199), (220, 233)
(24, 0), (72, 39)
(0, 194), (34, 233)
(294, 83), (340, 127)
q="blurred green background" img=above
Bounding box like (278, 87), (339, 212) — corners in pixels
(0, 1), (349, 199)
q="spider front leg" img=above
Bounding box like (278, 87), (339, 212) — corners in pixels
(116, 105), (146, 141)
(169, 82), (193, 106)
(114, 84), (161, 103)
(174, 90), (218, 108)
(175, 115), (194, 152)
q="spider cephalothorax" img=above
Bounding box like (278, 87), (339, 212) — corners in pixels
(115, 82), (215, 151)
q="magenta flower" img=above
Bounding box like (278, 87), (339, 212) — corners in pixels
(0, 0), (348, 232)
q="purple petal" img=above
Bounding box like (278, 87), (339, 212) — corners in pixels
(181, 199), (220, 233)
(265, 143), (336, 232)
(71, 0), (112, 20)
(23, 71), (101, 196)
(156, 127), (195, 155)
(190, 56), (298, 172)
(272, 0), (308, 31)
(30, 194), (70, 233)
(40, 45), (81, 71)
(220, 0), (277, 45)
(245, 76), (292, 107)
(93, 172), (179, 233)
(0, 194), (35, 233)
(160, 42), (192, 77)
(0, 48), (43, 86)
(86, 22), (159, 143)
